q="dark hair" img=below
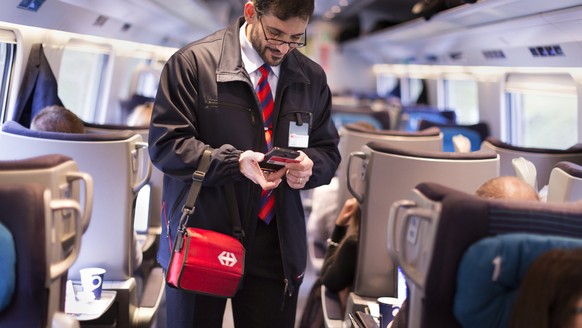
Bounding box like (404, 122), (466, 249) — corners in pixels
(30, 105), (85, 134)
(509, 248), (582, 328)
(253, 0), (314, 21)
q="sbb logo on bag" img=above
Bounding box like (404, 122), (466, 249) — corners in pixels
(218, 251), (238, 267)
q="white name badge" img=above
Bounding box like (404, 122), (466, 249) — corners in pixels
(288, 122), (309, 148)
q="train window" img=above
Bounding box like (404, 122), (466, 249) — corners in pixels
(376, 73), (399, 98)
(505, 73), (577, 149)
(58, 42), (111, 123)
(131, 63), (159, 98)
(402, 78), (427, 105)
(443, 77), (479, 124)
(0, 30), (16, 123)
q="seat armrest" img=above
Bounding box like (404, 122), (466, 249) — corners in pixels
(321, 285), (343, 328)
(134, 267), (165, 328)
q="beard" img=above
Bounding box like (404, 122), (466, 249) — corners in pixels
(250, 24), (289, 67)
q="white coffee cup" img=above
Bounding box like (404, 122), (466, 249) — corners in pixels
(377, 297), (402, 328)
(80, 267), (106, 300)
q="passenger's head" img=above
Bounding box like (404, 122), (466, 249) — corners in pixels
(509, 248), (582, 328)
(475, 176), (540, 201)
(244, 0), (313, 67)
(30, 105), (85, 134)
(351, 121), (376, 131)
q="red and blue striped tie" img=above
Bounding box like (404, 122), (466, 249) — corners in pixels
(256, 64), (275, 224)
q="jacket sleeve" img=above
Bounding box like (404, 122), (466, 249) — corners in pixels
(320, 235), (358, 293)
(302, 72), (341, 189)
(148, 51), (243, 184)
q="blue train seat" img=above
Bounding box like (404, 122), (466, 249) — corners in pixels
(397, 106), (456, 131)
(0, 154), (92, 327)
(0, 183), (82, 328)
(418, 121), (490, 152)
(454, 233), (582, 328)
(388, 182), (582, 328)
(0, 154), (93, 255)
(0, 222), (15, 313)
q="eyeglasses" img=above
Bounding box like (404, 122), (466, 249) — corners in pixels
(257, 15), (307, 49)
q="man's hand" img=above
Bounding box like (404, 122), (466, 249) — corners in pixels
(285, 150), (313, 189)
(239, 150), (282, 190)
(336, 198), (358, 226)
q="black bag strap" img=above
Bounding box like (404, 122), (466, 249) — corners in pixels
(174, 149), (243, 248)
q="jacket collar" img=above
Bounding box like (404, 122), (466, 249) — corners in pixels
(216, 17), (310, 88)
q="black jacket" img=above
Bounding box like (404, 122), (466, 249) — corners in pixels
(14, 43), (63, 127)
(149, 17), (340, 296)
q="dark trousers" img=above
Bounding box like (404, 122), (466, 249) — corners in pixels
(165, 218), (300, 328)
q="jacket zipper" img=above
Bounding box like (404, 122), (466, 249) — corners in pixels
(205, 99), (256, 126)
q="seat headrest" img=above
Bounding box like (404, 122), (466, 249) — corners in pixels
(554, 161), (582, 178)
(0, 154), (72, 171)
(417, 182), (582, 236)
(0, 222), (15, 312)
(345, 123), (441, 137)
(484, 137), (582, 154)
(419, 121), (490, 141)
(367, 141), (498, 160)
(2, 120), (136, 141)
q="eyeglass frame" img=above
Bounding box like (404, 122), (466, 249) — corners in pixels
(256, 13), (307, 49)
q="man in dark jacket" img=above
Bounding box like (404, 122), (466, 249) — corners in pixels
(148, 0), (340, 327)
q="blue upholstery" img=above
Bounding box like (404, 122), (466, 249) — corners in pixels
(440, 127), (481, 152)
(418, 121), (490, 152)
(388, 182), (582, 328)
(0, 184), (48, 327)
(0, 223), (15, 312)
(397, 107), (456, 131)
(454, 233), (582, 328)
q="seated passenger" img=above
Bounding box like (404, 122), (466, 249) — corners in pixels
(127, 101), (153, 127)
(300, 197), (359, 328)
(30, 105), (85, 134)
(306, 121), (376, 249)
(392, 175), (541, 328)
(475, 176), (540, 201)
(320, 197), (360, 294)
(509, 248), (582, 328)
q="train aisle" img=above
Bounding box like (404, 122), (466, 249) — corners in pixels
(220, 254), (317, 327)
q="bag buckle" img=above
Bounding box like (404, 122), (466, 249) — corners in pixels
(192, 170), (205, 182)
(173, 227), (185, 252)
